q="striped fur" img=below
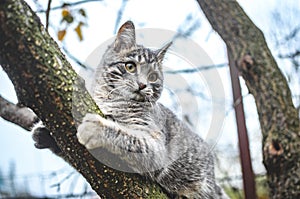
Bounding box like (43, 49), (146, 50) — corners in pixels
(77, 21), (229, 199)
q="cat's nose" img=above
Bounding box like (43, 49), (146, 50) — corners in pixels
(138, 82), (147, 90)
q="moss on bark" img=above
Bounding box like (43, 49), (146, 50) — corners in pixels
(197, 0), (300, 198)
(0, 0), (167, 198)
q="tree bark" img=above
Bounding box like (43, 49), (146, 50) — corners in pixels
(0, 0), (167, 198)
(197, 0), (300, 198)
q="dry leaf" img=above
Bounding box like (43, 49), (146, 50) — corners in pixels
(62, 9), (70, 17)
(74, 22), (84, 41)
(57, 29), (67, 41)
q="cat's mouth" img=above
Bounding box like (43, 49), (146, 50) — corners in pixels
(133, 91), (146, 102)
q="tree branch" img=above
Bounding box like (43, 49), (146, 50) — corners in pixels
(113, 0), (128, 34)
(45, 0), (52, 30)
(278, 50), (300, 59)
(36, 0), (102, 13)
(196, 0), (300, 198)
(164, 63), (227, 74)
(0, 95), (38, 131)
(0, 0), (167, 198)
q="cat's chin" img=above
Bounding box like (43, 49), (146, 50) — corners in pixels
(132, 93), (146, 102)
(121, 90), (144, 102)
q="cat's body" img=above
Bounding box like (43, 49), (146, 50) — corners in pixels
(76, 21), (228, 199)
(33, 21), (229, 199)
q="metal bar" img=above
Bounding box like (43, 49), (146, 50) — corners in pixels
(228, 52), (257, 199)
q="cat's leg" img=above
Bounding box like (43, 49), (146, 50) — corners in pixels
(77, 113), (167, 170)
(32, 121), (62, 155)
(77, 113), (166, 152)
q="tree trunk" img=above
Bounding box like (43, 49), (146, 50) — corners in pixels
(0, 0), (167, 198)
(197, 0), (300, 198)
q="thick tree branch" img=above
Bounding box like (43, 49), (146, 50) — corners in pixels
(0, 0), (167, 198)
(197, 0), (300, 198)
(0, 95), (38, 131)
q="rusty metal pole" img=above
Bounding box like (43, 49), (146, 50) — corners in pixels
(228, 52), (257, 199)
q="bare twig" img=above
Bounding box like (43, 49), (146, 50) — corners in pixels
(278, 50), (300, 59)
(36, 0), (102, 13)
(113, 0), (128, 34)
(283, 25), (300, 42)
(50, 171), (76, 192)
(45, 0), (52, 30)
(173, 14), (201, 40)
(61, 45), (93, 70)
(164, 63), (227, 74)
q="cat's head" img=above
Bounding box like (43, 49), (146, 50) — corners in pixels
(100, 21), (172, 102)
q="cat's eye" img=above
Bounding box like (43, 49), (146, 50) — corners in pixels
(125, 62), (136, 73)
(148, 72), (158, 82)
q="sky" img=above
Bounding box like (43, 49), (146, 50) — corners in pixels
(0, 0), (299, 197)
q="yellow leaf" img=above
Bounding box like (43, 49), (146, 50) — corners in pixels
(61, 9), (73, 24)
(74, 22), (84, 41)
(62, 9), (70, 17)
(57, 30), (66, 41)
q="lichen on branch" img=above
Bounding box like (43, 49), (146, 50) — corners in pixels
(0, 0), (167, 198)
(196, 0), (300, 198)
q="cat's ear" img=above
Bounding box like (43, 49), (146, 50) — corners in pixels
(114, 21), (136, 52)
(156, 42), (172, 63)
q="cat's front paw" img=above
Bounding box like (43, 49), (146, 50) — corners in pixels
(77, 113), (107, 149)
(82, 113), (103, 123)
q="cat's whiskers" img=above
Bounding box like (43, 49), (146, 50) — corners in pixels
(93, 83), (113, 89)
(75, 20), (225, 198)
(125, 81), (137, 90)
(92, 82), (122, 92)
(106, 84), (128, 97)
(92, 82), (125, 97)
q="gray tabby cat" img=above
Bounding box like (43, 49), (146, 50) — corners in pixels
(76, 21), (228, 199)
